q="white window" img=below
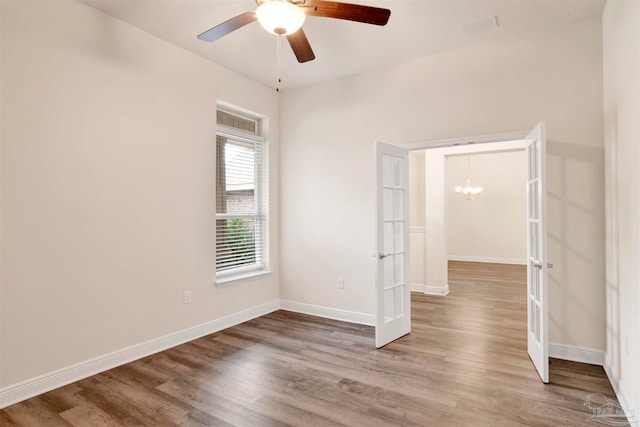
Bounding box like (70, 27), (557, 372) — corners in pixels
(215, 107), (268, 285)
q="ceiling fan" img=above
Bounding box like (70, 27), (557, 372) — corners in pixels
(197, 0), (391, 63)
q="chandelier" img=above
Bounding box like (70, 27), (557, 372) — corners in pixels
(455, 156), (483, 200)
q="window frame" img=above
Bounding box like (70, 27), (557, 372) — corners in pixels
(214, 110), (270, 287)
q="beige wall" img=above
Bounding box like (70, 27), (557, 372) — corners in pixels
(409, 152), (426, 288)
(603, 0), (640, 419)
(447, 151), (527, 263)
(0, 0), (279, 387)
(280, 17), (605, 350)
(409, 151), (425, 228)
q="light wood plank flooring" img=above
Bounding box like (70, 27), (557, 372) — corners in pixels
(1, 261), (623, 426)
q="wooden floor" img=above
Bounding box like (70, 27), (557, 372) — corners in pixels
(1, 261), (623, 426)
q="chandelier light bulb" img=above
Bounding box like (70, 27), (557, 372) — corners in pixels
(454, 158), (483, 201)
(256, 0), (306, 36)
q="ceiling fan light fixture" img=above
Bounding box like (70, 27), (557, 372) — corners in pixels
(256, 0), (306, 36)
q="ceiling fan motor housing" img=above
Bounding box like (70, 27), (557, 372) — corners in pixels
(256, 0), (306, 36)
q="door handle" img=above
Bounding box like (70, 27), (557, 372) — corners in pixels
(532, 260), (553, 269)
(378, 253), (392, 260)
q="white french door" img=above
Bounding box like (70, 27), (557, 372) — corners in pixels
(375, 142), (411, 348)
(525, 122), (549, 383)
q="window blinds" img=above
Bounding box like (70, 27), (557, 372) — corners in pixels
(216, 110), (264, 273)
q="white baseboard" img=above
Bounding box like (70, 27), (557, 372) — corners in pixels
(411, 283), (449, 296)
(548, 342), (604, 366)
(424, 284), (450, 296)
(448, 256), (527, 265)
(603, 358), (638, 426)
(279, 300), (375, 326)
(0, 300), (280, 409)
(411, 283), (425, 293)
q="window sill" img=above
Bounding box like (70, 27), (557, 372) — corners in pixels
(215, 270), (273, 288)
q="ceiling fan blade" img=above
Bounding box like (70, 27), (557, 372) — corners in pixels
(197, 11), (257, 42)
(305, 1), (390, 26)
(287, 29), (316, 63)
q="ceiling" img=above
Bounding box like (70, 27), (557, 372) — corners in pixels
(80, 0), (605, 90)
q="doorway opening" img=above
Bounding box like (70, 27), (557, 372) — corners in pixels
(375, 123), (549, 382)
(410, 139), (529, 296)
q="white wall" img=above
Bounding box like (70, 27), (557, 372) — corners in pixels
(447, 151), (527, 264)
(280, 17), (605, 350)
(603, 0), (640, 420)
(0, 0), (279, 389)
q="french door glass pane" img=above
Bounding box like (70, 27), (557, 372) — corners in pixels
(383, 155), (394, 187)
(394, 189), (404, 220)
(394, 222), (404, 254)
(384, 222), (394, 255)
(393, 156), (402, 187)
(383, 256), (393, 288)
(394, 284), (404, 318)
(383, 189), (393, 221)
(394, 254), (405, 284)
(384, 288), (394, 322)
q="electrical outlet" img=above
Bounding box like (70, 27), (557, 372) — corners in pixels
(337, 277), (344, 289)
(183, 290), (192, 304)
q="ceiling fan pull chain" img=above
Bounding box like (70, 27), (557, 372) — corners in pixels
(276, 35), (282, 92)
